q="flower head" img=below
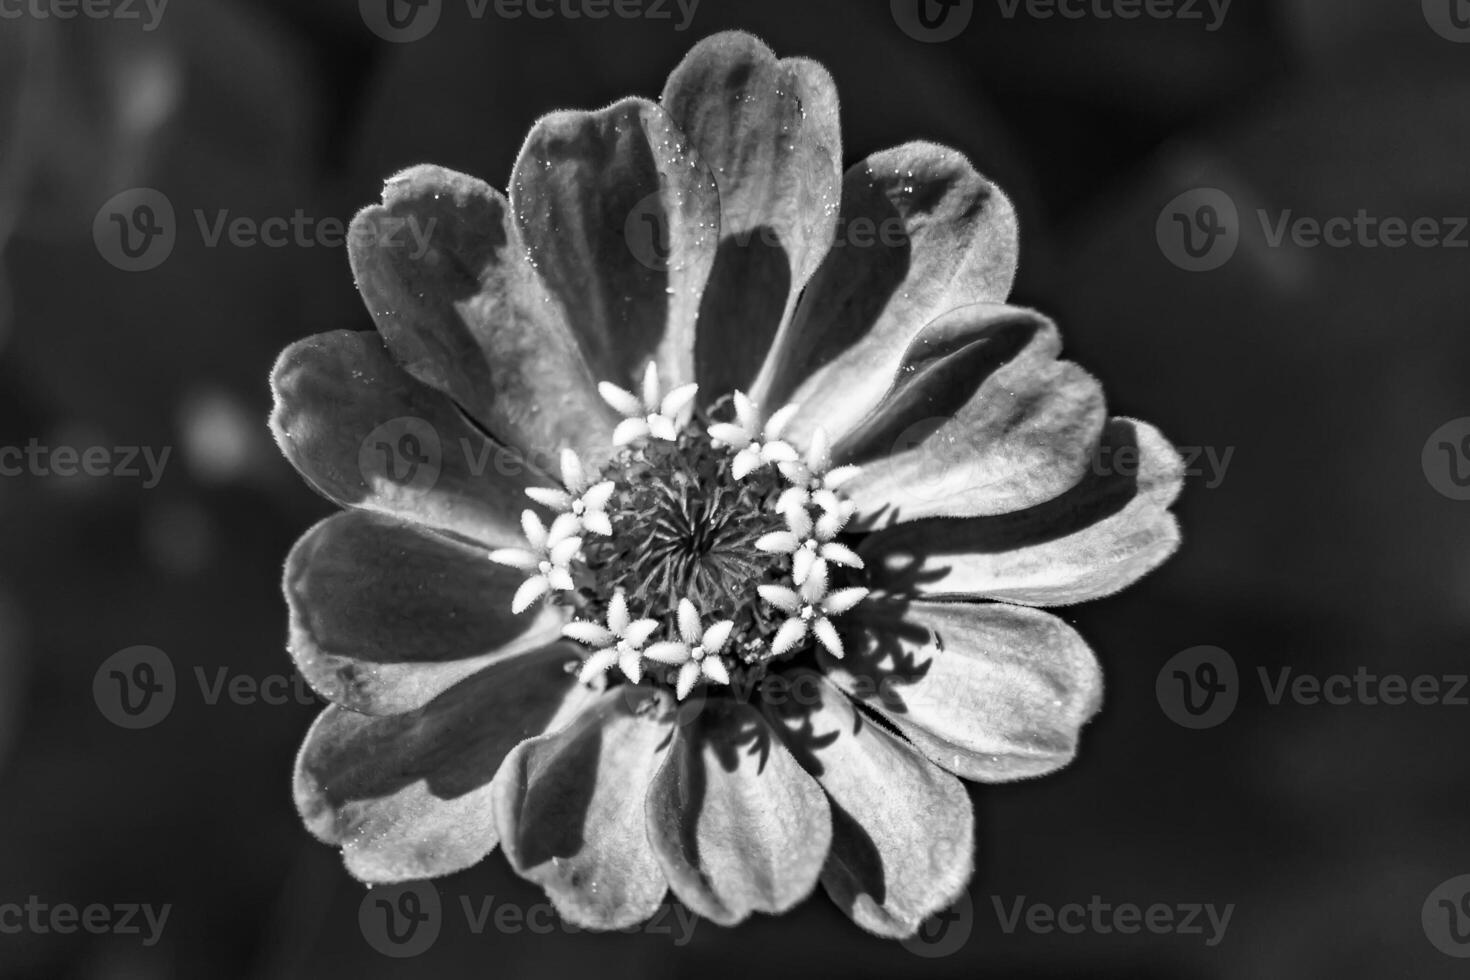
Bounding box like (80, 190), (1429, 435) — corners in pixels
(564, 591), (660, 684)
(599, 363), (699, 447)
(274, 31), (1182, 940)
(708, 391), (800, 479)
(487, 510), (582, 613)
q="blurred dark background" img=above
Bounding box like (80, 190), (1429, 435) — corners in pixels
(2, 0), (1469, 976)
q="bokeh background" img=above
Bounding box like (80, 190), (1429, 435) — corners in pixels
(2, 0), (1469, 976)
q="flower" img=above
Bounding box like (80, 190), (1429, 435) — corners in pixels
(564, 591), (661, 685)
(487, 511), (583, 613)
(272, 31), (1182, 938)
(525, 448), (617, 536)
(599, 362), (700, 447)
(644, 598), (735, 700)
(755, 500), (864, 586)
(707, 391), (800, 479)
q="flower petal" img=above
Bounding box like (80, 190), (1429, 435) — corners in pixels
(491, 689), (672, 929)
(578, 648), (619, 683)
(645, 700), (832, 925)
(619, 647), (644, 684)
(766, 670), (973, 938)
(562, 621), (616, 648)
(270, 330), (542, 548)
(613, 417), (651, 447)
(836, 305), (1106, 529)
(823, 600), (1103, 782)
(623, 619), (661, 649)
(511, 577), (550, 615)
(701, 620), (734, 653)
(607, 592), (630, 635)
(812, 617), (844, 659)
(758, 585), (802, 615)
(706, 422), (750, 449)
(293, 642), (594, 882)
(756, 142), (1018, 447)
(284, 511), (564, 715)
(598, 381), (644, 418)
(755, 531), (800, 554)
(676, 660), (701, 701)
(644, 641), (691, 666)
(511, 97), (720, 391)
(525, 486), (573, 511)
(701, 657), (730, 686)
(860, 419), (1183, 605)
(772, 618), (809, 657)
(677, 599), (702, 646)
(661, 31), (842, 396)
(348, 165), (619, 478)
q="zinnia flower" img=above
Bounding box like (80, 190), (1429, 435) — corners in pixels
(271, 31), (1182, 937)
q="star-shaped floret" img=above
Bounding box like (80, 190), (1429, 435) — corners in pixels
(643, 598), (735, 699)
(524, 448), (617, 536)
(775, 427), (862, 518)
(488, 511), (583, 613)
(563, 591), (661, 684)
(754, 501), (864, 586)
(757, 569), (868, 660)
(598, 363), (699, 447)
(707, 391), (800, 480)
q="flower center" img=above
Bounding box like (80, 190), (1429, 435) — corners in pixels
(580, 429), (788, 651)
(488, 366), (869, 700)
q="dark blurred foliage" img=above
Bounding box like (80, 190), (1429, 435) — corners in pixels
(1, 0), (1468, 976)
